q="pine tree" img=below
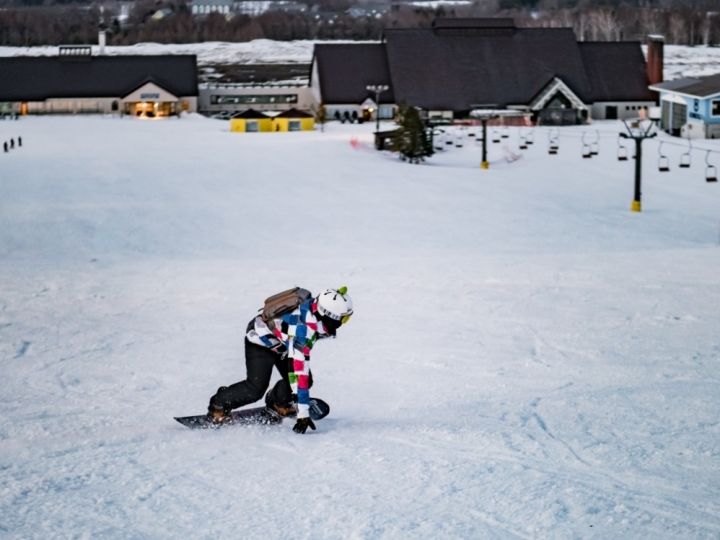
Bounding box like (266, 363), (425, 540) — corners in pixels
(392, 102), (434, 164)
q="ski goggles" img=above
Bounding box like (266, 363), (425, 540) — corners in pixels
(341, 313), (352, 325)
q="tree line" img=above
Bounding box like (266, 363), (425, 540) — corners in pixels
(0, 0), (718, 47)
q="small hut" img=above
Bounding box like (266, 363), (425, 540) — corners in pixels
(272, 108), (315, 132)
(230, 109), (272, 132)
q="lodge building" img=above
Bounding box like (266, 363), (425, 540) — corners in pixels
(651, 73), (720, 139)
(0, 46), (198, 117)
(311, 18), (659, 125)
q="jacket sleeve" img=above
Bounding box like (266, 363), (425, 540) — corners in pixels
(287, 338), (312, 418)
(279, 313), (318, 419)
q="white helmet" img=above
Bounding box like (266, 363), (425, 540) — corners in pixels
(316, 286), (353, 324)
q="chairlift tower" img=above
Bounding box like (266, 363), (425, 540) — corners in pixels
(620, 119), (657, 212)
(471, 105), (499, 169)
(366, 85), (389, 132)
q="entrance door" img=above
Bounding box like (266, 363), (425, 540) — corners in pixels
(671, 102), (687, 136)
(606, 105), (618, 120)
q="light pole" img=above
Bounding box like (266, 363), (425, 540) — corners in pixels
(620, 119), (657, 212)
(471, 104), (499, 169)
(366, 84), (389, 132)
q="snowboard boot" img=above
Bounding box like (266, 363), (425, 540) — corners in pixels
(265, 390), (296, 417)
(270, 402), (296, 417)
(206, 407), (231, 423)
(206, 389), (232, 424)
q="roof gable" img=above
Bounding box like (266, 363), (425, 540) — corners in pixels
(530, 77), (587, 111)
(312, 44), (394, 105)
(232, 109), (270, 119)
(274, 107), (313, 118)
(578, 42), (654, 102)
(651, 72), (720, 99)
(382, 26), (593, 111)
(121, 81), (178, 101)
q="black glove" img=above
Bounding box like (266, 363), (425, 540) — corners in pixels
(293, 417), (316, 434)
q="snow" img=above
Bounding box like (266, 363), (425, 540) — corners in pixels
(1, 116), (720, 538)
(661, 45), (720, 79)
(0, 39), (375, 66)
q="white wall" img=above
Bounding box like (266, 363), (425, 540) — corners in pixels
(591, 102), (657, 121)
(198, 86), (314, 113)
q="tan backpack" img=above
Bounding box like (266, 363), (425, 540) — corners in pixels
(261, 287), (312, 330)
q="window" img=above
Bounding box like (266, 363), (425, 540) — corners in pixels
(288, 120), (301, 131)
(210, 94), (298, 105)
(246, 121), (259, 132)
(713, 100), (720, 116)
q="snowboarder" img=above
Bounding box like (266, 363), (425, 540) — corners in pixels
(206, 286), (353, 434)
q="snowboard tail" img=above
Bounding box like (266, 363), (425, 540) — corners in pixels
(174, 398), (330, 430)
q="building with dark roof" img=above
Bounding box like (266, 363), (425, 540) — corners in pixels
(310, 18), (657, 125)
(650, 73), (720, 139)
(0, 47), (198, 117)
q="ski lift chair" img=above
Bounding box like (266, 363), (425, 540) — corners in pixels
(706, 151), (717, 182)
(680, 139), (692, 168)
(548, 129), (559, 155)
(658, 142), (669, 172)
(501, 126), (510, 139)
(617, 136), (628, 161)
(455, 134), (463, 148)
(492, 129), (501, 143)
(525, 131), (534, 145)
(590, 130), (600, 155)
(434, 129), (445, 151)
(582, 132), (592, 158)
(519, 136), (528, 150)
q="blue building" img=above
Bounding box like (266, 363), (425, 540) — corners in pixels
(650, 73), (720, 139)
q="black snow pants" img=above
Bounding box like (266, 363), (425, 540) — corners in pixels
(209, 321), (312, 411)
(209, 339), (292, 411)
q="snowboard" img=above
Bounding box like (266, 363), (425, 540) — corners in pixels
(174, 397), (330, 430)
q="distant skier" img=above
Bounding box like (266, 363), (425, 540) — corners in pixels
(206, 286), (353, 434)
(3, 142), (7, 153)
(10, 138), (14, 149)
(18, 136), (22, 147)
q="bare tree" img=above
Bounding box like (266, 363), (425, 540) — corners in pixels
(667, 10), (687, 44)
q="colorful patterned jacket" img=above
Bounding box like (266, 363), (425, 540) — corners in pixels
(246, 298), (331, 419)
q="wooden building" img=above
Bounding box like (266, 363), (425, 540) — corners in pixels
(650, 73), (720, 139)
(0, 47), (198, 117)
(311, 18), (657, 125)
(272, 108), (315, 131)
(230, 109), (273, 132)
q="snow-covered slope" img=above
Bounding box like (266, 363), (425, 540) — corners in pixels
(1, 116), (719, 539)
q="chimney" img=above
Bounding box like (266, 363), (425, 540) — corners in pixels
(98, 29), (107, 55)
(647, 35), (664, 86)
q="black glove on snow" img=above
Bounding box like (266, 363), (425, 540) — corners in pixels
(293, 417), (316, 434)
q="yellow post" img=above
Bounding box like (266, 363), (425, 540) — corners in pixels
(481, 161), (489, 169)
(631, 200), (641, 212)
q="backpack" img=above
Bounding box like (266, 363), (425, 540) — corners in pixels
(261, 287), (312, 330)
